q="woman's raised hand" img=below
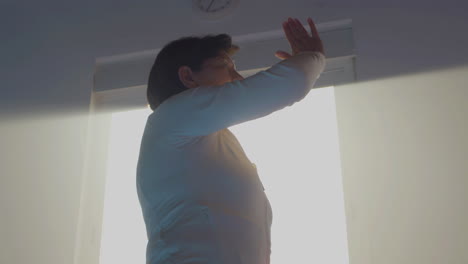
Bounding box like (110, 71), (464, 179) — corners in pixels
(275, 17), (325, 60)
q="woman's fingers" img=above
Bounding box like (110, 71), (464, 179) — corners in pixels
(275, 50), (292, 60)
(282, 20), (296, 43)
(280, 17), (323, 58)
(283, 21), (297, 52)
(307, 17), (320, 39)
(293, 18), (310, 38)
(286, 18), (304, 41)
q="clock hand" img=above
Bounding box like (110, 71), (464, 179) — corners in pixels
(207, 0), (216, 11)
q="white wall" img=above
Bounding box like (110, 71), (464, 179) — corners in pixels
(336, 66), (468, 264)
(1, 1), (467, 264)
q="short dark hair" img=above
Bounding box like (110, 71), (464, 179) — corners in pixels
(147, 34), (239, 111)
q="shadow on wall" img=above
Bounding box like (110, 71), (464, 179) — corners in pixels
(2, 5), (468, 121)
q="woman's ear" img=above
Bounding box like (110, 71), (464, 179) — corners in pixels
(178, 66), (198, 89)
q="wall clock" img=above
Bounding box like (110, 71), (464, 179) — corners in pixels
(192, 0), (240, 20)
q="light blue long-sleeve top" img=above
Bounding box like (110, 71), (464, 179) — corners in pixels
(136, 51), (326, 264)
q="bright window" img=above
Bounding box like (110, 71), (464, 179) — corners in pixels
(99, 86), (350, 264)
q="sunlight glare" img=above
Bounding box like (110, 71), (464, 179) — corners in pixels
(100, 86), (350, 264)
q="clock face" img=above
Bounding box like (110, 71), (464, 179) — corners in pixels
(193, 0), (240, 19)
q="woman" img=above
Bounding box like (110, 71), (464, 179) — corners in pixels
(137, 17), (325, 264)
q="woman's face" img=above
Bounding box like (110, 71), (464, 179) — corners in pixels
(192, 51), (244, 87)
